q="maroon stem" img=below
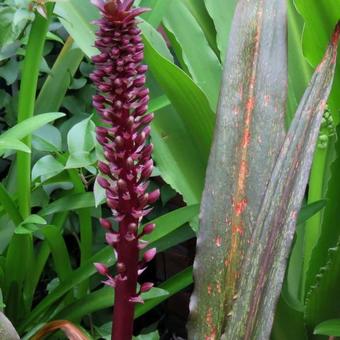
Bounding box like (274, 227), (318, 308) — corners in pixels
(112, 220), (139, 339)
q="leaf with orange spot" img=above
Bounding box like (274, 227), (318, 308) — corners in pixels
(187, 0), (287, 338)
(223, 22), (340, 340)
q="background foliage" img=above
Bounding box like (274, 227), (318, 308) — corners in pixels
(0, 0), (339, 338)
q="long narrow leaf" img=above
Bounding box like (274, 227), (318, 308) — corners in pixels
(188, 0), (287, 337)
(222, 23), (340, 339)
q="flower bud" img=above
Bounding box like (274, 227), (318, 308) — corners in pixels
(142, 223), (155, 235)
(140, 282), (153, 293)
(97, 176), (111, 189)
(98, 161), (111, 175)
(143, 248), (156, 263)
(100, 218), (112, 230)
(94, 262), (108, 275)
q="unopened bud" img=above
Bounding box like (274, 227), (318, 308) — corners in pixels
(97, 176), (110, 189)
(100, 218), (112, 230)
(94, 262), (108, 275)
(148, 189), (160, 204)
(143, 248), (156, 263)
(142, 223), (155, 235)
(98, 161), (110, 175)
(140, 282), (154, 293)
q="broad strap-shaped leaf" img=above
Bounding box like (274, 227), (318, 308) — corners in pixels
(188, 0), (287, 338)
(222, 23), (340, 340)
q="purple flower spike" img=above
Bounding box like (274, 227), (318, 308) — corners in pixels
(91, 1), (159, 339)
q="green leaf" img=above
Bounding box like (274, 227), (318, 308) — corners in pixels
(36, 38), (84, 114)
(93, 176), (106, 207)
(39, 192), (95, 216)
(163, 0), (222, 109)
(304, 126), (340, 294)
(204, 0), (237, 61)
(294, 0), (340, 123)
(188, 0), (287, 337)
(32, 124), (62, 152)
(143, 205), (199, 244)
(151, 106), (206, 205)
(305, 239), (340, 331)
(181, 0), (219, 55)
(222, 22), (340, 339)
(286, 0), (312, 124)
(134, 331), (159, 340)
(65, 116), (96, 169)
(54, 286), (168, 322)
(297, 200), (327, 225)
(0, 138), (31, 154)
(144, 34), (215, 166)
(139, 20), (173, 62)
(141, 0), (173, 28)
(314, 319), (340, 336)
(55, 0), (99, 58)
(0, 58), (19, 85)
(140, 287), (169, 301)
(0, 112), (65, 142)
(32, 155), (64, 183)
(14, 214), (47, 235)
(271, 295), (308, 340)
(41, 226), (72, 281)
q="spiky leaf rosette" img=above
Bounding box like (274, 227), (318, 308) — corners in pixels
(90, 1), (158, 339)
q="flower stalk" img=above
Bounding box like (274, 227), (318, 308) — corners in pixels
(91, 1), (159, 339)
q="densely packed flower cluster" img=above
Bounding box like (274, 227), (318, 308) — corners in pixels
(90, 0), (159, 338)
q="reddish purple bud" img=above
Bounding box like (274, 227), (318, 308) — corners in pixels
(94, 262), (108, 275)
(148, 189), (160, 204)
(141, 163), (153, 179)
(143, 248), (156, 263)
(100, 218), (112, 230)
(140, 282), (154, 293)
(142, 223), (155, 235)
(137, 65), (148, 74)
(97, 176), (111, 189)
(98, 161), (111, 175)
(133, 76), (145, 87)
(140, 113), (154, 125)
